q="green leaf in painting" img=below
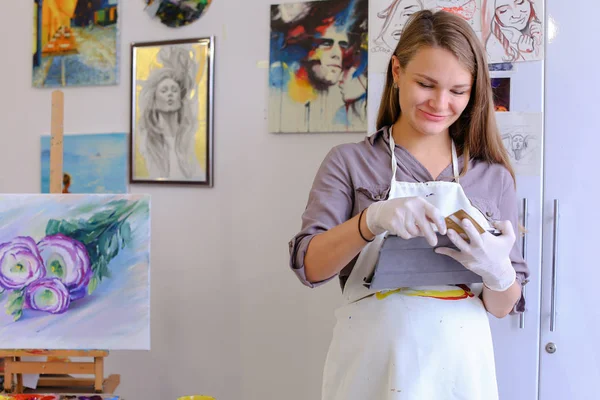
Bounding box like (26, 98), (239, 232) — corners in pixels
(88, 276), (99, 295)
(5, 290), (24, 322)
(119, 222), (132, 249)
(12, 309), (22, 322)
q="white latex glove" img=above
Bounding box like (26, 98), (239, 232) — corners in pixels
(434, 219), (517, 291)
(366, 196), (447, 246)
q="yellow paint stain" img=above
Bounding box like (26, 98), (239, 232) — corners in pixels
(288, 75), (317, 103)
(376, 287), (471, 300)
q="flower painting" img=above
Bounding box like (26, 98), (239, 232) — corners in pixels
(0, 194), (150, 350)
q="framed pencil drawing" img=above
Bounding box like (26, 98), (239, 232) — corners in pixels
(130, 37), (214, 186)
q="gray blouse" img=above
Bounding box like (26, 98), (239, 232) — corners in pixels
(288, 127), (529, 313)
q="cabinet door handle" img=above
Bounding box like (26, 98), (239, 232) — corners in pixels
(519, 198), (528, 329)
(550, 199), (559, 332)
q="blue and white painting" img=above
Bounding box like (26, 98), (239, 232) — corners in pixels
(41, 133), (128, 194)
(0, 194), (150, 350)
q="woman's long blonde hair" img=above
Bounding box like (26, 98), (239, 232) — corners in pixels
(376, 9), (515, 182)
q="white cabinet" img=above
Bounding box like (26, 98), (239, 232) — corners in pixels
(488, 62), (544, 400)
(538, 0), (600, 398)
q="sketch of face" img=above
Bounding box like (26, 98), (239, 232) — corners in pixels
(512, 134), (525, 150)
(155, 78), (182, 113)
(309, 25), (349, 86)
(494, 0), (531, 31)
(511, 134), (526, 159)
(380, 0), (422, 49)
(394, 47), (473, 137)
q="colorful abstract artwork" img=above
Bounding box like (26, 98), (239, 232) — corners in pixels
(269, 0), (368, 133)
(32, 0), (119, 88)
(0, 194), (150, 350)
(144, 0), (212, 28)
(41, 133), (128, 194)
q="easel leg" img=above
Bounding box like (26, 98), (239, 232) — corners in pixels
(94, 356), (104, 392)
(15, 357), (23, 393)
(4, 357), (13, 392)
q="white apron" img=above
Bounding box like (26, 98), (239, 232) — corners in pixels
(321, 133), (499, 400)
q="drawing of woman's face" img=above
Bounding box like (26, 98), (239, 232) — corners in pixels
(155, 78), (182, 112)
(494, 0), (531, 31)
(512, 134), (525, 150)
(381, 0), (422, 48)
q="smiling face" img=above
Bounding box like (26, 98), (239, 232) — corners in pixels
(494, 0), (531, 31)
(393, 46), (473, 137)
(155, 78), (182, 112)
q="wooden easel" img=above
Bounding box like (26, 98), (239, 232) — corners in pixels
(0, 91), (118, 395)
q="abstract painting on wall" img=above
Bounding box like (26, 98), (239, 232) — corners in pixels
(41, 133), (128, 194)
(269, 0), (368, 133)
(0, 194), (150, 350)
(32, 0), (119, 88)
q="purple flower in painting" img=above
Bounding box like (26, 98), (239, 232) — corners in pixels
(38, 234), (92, 301)
(0, 236), (45, 290)
(25, 277), (70, 314)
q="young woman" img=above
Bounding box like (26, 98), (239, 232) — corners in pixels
(288, 10), (529, 400)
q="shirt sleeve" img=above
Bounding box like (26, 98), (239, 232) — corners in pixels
(288, 146), (354, 288)
(499, 170), (530, 314)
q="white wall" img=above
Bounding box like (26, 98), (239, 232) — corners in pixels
(1, 1), (366, 399)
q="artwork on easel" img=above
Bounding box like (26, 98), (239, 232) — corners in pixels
(269, 0), (368, 133)
(32, 0), (120, 88)
(481, 0), (544, 63)
(41, 133), (128, 194)
(0, 194), (150, 350)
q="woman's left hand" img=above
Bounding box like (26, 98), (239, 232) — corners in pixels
(435, 219), (517, 292)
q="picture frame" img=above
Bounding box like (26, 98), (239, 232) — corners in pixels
(129, 37), (214, 186)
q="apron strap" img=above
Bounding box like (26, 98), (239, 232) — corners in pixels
(389, 126), (460, 184)
(451, 141), (460, 183)
(389, 127), (398, 185)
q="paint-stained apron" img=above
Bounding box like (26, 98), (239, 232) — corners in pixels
(321, 133), (499, 400)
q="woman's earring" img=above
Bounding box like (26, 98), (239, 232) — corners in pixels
(393, 81), (398, 89)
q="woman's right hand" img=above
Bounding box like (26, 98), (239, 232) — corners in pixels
(365, 197), (447, 246)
